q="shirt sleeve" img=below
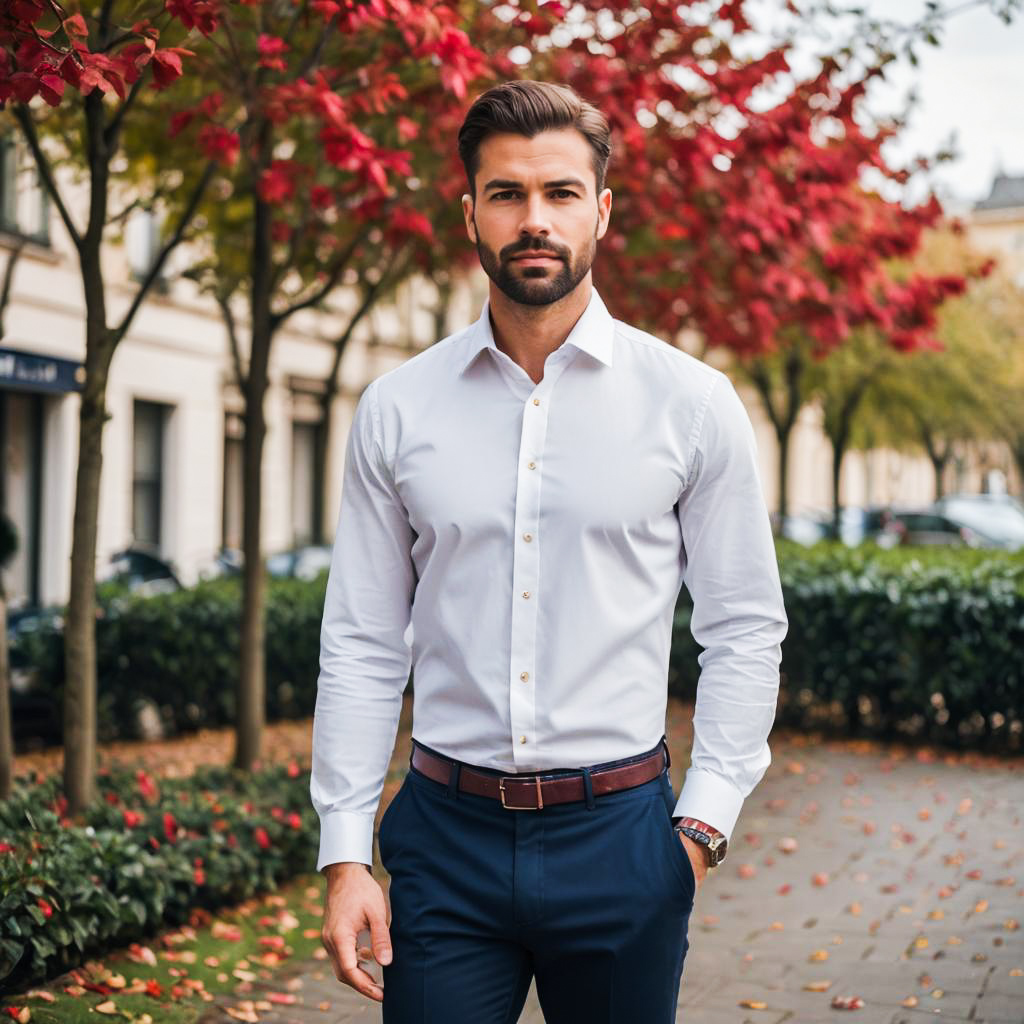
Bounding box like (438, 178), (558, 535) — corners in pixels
(672, 374), (788, 841)
(310, 378), (416, 870)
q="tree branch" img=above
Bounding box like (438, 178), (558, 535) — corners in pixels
(272, 226), (368, 326)
(0, 238), (26, 341)
(114, 160), (218, 340)
(10, 105), (83, 253)
(216, 290), (247, 391)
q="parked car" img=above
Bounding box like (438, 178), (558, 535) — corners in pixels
(933, 494), (1024, 551)
(98, 546), (182, 595)
(883, 510), (975, 548)
(266, 544), (333, 580)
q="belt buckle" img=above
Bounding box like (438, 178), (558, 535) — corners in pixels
(499, 775), (544, 810)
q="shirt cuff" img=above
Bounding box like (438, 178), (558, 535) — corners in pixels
(316, 810), (376, 871)
(671, 767), (745, 842)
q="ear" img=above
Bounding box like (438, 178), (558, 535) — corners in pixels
(462, 193), (477, 243)
(595, 187), (613, 241)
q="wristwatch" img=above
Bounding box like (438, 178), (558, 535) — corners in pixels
(673, 816), (728, 868)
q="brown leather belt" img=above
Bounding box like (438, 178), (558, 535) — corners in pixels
(409, 742), (668, 810)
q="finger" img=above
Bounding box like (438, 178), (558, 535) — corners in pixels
(340, 963), (384, 1002)
(367, 907), (393, 966)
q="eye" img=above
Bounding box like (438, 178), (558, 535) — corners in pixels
(491, 190), (520, 201)
(551, 189), (578, 199)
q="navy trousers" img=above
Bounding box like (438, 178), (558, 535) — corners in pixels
(378, 740), (695, 1024)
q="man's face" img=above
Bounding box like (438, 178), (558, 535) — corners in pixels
(462, 129), (612, 307)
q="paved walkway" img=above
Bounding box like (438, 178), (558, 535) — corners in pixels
(218, 735), (1024, 1023)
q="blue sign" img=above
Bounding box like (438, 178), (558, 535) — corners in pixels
(0, 346), (84, 394)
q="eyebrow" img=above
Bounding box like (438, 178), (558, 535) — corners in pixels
(482, 177), (588, 192)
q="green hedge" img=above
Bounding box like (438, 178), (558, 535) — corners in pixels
(670, 543), (1024, 751)
(0, 760), (317, 992)
(14, 576), (326, 742)
(13, 546), (1024, 751)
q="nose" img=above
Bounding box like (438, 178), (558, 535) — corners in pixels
(518, 192), (551, 238)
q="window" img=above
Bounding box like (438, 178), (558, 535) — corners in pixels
(222, 412), (244, 551)
(126, 208), (168, 289)
(292, 421), (319, 547)
(132, 400), (167, 548)
(0, 134), (50, 244)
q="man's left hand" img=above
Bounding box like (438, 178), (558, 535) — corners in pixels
(677, 832), (709, 890)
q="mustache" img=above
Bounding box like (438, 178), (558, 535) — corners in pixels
(501, 238), (569, 261)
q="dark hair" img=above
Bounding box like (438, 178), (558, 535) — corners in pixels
(458, 80), (611, 195)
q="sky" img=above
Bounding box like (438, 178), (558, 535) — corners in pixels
(744, 0), (1024, 212)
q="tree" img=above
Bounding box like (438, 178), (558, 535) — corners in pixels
(861, 230), (1021, 498)
(159, 0), (528, 769)
(2, 0), (215, 812)
(0, 513), (16, 799)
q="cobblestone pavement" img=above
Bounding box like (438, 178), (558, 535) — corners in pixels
(234, 735), (1023, 1023)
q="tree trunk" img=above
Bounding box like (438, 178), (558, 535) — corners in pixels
(1012, 437), (1024, 497)
(63, 342), (111, 812)
(745, 347), (806, 530)
(233, 174), (275, 772)
(0, 588), (11, 799)
(916, 417), (951, 501)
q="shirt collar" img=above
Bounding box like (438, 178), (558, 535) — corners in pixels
(458, 289), (615, 375)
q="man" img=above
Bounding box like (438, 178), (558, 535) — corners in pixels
(312, 80), (787, 1023)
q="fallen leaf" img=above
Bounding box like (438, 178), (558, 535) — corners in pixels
(777, 883), (791, 895)
(809, 950), (830, 962)
(812, 873), (829, 887)
(23, 993), (54, 1004)
(267, 993), (296, 1005)
(1006, 920), (1020, 931)
(847, 902), (862, 916)
(917, 808), (931, 820)
(956, 798), (972, 815)
(973, 899), (989, 914)
(803, 980), (832, 991)
(225, 1009), (258, 1023)
(901, 996), (918, 1007)
(966, 869), (982, 880)
(830, 995), (865, 1010)
(95, 1002), (117, 1015)
(786, 761), (805, 775)
(931, 989), (945, 999)
(738, 864), (757, 879)
(738, 1000), (769, 1010)
(778, 837), (798, 854)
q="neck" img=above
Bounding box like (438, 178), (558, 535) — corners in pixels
(488, 277), (593, 385)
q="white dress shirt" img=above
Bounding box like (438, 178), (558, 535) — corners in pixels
(311, 289), (788, 869)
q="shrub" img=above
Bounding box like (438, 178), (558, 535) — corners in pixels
(670, 543), (1024, 751)
(0, 760), (315, 992)
(12, 576), (328, 742)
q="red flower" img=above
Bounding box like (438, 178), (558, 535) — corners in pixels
(193, 866), (206, 886)
(286, 761), (300, 778)
(136, 770), (157, 801)
(104, 791), (120, 806)
(254, 827), (271, 850)
(37, 898), (53, 919)
(163, 812), (178, 842)
(227, 834), (238, 849)
(123, 810), (143, 828)
(0, 842), (13, 853)
(270, 806), (284, 821)
(286, 812), (302, 830)
(148, 837), (160, 850)
(145, 978), (163, 997)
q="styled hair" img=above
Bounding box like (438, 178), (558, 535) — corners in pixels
(457, 80), (611, 195)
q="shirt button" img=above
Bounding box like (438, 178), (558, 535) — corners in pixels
(532, 398), (540, 406)
(522, 591), (531, 599)
(527, 461), (536, 470)
(523, 533), (532, 542)
(520, 736), (528, 744)
(520, 671), (530, 682)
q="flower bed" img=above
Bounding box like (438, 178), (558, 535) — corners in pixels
(0, 761), (317, 992)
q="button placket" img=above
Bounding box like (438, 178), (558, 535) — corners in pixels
(507, 364), (566, 767)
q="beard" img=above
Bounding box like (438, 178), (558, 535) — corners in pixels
(474, 224), (597, 307)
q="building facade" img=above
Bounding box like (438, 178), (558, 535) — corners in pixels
(1, 133), (1020, 609)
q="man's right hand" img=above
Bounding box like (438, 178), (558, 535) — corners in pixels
(321, 862), (392, 1002)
